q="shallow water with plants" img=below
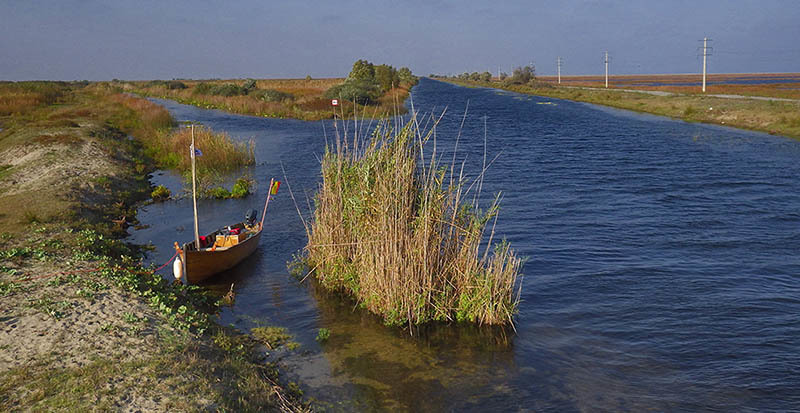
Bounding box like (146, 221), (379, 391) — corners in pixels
(131, 78), (800, 411)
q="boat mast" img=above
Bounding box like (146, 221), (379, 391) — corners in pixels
(190, 124), (201, 249)
(261, 178), (274, 229)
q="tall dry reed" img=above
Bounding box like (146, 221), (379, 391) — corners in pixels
(106, 93), (253, 171)
(166, 126), (253, 172)
(305, 118), (522, 327)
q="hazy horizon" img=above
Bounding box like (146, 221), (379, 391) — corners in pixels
(2, 0), (799, 81)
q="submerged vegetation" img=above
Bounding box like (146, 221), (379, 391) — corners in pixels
(303, 119), (522, 327)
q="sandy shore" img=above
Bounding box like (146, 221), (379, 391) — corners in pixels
(0, 87), (306, 411)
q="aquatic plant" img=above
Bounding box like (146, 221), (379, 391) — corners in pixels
(315, 328), (330, 342)
(151, 185), (170, 201)
(304, 117), (523, 327)
(230, 177), (252, 198)
(208, 186), (232, 199)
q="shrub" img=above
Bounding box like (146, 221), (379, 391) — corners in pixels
(252, 89), (294, 102)
(193, 82), (213, 95)
(193, 83), (247, 97)
(242, 79), (257, 93)
(211, 83), (247, 97)
(209, 187), (231, 199)
(230, 177), (252, 198)
(165, 80), (187, 90)
(151, 185), (171, 201)
(324, 80), (381, 105)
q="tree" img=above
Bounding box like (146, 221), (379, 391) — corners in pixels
(398, 67), (415, 84)
(509, 65), (535, 84)
(480, 72), (492, 82)
(375, 64), (399, 92)
(349, 59), (375, 82)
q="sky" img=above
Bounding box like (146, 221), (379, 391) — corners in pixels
(1, 0), (799, 81)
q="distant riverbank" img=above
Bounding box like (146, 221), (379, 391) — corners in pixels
(440, 78), (800, 140)
(121, 76), (414, 121)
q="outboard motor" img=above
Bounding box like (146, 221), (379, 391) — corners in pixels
(245, 209), (258, 227)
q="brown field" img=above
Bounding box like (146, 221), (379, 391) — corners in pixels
(537, 73), (800, 100)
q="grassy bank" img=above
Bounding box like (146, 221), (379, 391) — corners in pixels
(0, 82), (306, 411)
(441, 78), (800, 140)
(120, 77), (414, 121)
(303, 119), (522, 327)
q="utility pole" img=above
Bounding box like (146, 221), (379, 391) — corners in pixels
(604, 51), (609, 88)
(557, 56), (563, 84)
(701, 37), (712, 93)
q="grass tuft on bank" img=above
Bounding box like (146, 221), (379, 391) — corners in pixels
(304, 118), (522, 327)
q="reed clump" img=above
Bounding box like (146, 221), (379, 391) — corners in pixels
(102, 92), (255, 194)
(164, 125), (254, 174)
(305, 118), (522, 327)
(0, 81), (67, 116)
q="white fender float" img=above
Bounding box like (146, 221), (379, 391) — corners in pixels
(173, 254), (184, 282)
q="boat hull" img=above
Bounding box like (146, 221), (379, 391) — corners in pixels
(184, 228), (262, 284)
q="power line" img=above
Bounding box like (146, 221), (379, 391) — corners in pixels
(699, 37), (713, 92)
(557, 56), (563, 84)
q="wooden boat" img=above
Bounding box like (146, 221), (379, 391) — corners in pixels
(171, 124), (278, 284)
(175, 220), (263, 284)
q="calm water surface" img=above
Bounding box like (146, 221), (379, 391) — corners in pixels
(132, 78), (800, 411)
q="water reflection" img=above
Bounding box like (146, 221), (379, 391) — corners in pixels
(301, 281), (516, 411)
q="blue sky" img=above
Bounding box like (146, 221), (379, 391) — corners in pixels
(1, 0), (798, 80)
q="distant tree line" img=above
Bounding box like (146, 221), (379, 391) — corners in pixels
(325, 60), (418, 104)
(432, 65), (536, 86)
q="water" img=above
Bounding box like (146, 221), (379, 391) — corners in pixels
(131, 78), (800, 411)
